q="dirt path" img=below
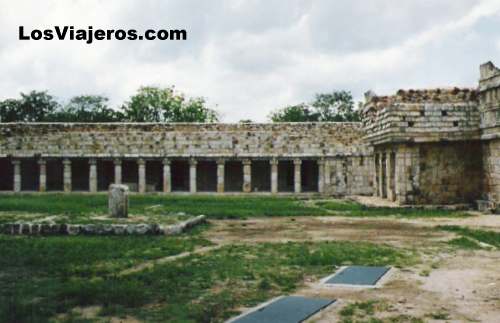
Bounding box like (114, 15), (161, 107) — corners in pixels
(119, 244), (225, 276)
(301, 250), (500, 322)
(203, 215), (500, 322)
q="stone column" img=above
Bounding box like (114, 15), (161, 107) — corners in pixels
(217, 159), (225, 193)
(138, 158), (146, 193)
(12, 160), (21, 192)
(324, 159), (331, 194)
(294, 159), (302, 193)
(270, 158), (278, 194)
(89, 158), (97, 193)
(162, 158), (171, 193)
(242, 159), (252, 193)
(38, 159), (47, 192)
(189, 159), (197, 193)
(378, 153), (385, 198)
(63, 159), (72, 192)
(114, 159), (122, 184)
(317, 158), (325, 194)
(386, 150), (395, 201)
(373, 154), (379, 197)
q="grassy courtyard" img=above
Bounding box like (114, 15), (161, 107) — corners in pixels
(0, 193), (469, 220)
(0, 233), (414, 322)
(0, 194), (496, 322)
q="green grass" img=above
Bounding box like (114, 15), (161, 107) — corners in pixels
(0, 194), (327, 220)
(438, 225), (500, 249)
(316, 200), (470, 218)
(0, 225), (211, 323)
(0, 238), (415, 322)
(0, 194), (470, 221)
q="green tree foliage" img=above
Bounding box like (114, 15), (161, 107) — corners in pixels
(51, 95), (123, 122)
(0, 91), (60, 122)
(0, 87), (219, 123)
(269, 90), (360, 122)
(122, 86), (219, 122)
(269, 103), (318, 122)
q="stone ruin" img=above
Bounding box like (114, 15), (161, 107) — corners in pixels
(109, 184), (129, 218)
(0, 62), (498, 213)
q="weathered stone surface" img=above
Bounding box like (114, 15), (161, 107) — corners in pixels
(109, 184), (129, 218)
(0, 123), (368, 158)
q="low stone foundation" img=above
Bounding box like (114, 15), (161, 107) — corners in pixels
(0, 215), (206, 236)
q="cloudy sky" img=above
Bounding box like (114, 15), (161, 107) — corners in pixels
(1, 0), (500, 121)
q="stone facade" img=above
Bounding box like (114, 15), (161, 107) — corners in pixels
(479, 62), (500, 209)
(0, 122), (372, 196)
(0, 62), (499, 211)
(363, 61), (500, 211)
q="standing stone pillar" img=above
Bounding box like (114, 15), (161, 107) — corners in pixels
(138, 158), (146, 193)
(12, 160), (21, 192)
(270, 158), (278, 194)
(38, 159), (47, 192)
(378, 153), (385, 198)
(162, 158), (171, 193)
(324, 159), (331, 195)
(63, 159), (72, 192)
(294, 159), (302, 193)
(189, 159), (197, 193)
(242, 159), (252, 193)
(373, 154), (379, 197)
(386, 150), (395, 201)
(89, 159), (97, 193)
(317, 158), (325, 194)
(114, 159), (122, 184)
(109, 184), (129, 218)
(217, 159), (225, 193)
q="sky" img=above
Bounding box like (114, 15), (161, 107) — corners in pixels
(1, 0), (500, 122)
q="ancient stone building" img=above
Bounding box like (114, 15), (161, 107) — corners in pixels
(0, 123), (372, 196)
(362, 61), (499, 211)
(0, 62), (498, 212)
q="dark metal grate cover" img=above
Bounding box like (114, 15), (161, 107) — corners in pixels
(325, 266), (390, 286)
(231, 296), (335, 323)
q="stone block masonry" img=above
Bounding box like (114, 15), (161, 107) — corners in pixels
(0, 122), (372, 196)
(364, 61), (500, 209)
(1, 215), (206, 236)
(0, 61), (499, 211)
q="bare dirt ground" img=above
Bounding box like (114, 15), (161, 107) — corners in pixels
(203, 215), (500, 322)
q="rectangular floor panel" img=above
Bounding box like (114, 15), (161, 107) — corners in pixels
(325, 266), (390, 286)
(231, 296), (335, 323)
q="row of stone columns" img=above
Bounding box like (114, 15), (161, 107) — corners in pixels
(10, 157), (325, 194)
(373, 151), (396, 201)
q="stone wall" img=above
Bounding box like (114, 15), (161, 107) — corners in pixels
(365, 87), (485, 206)
(416, 142), (483, 204)
(0, 122), (368, 158)
(483, 139), (500, 208)
(363, 89), (480, 145)
(479, 62), (500, 211)
(325, 155), (373, 196)
(479, 62), (500, 139)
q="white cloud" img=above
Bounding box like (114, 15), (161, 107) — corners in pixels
(0, 0), (499, 121)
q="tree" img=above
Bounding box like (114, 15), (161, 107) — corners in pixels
(0, 91), (59, 122)
(269, 103), (318, 122)
(269, 90), (360, 122)
(312, 90), (359, 122)
(122, 86), (219, 122)
(51, 95), (124, 122)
